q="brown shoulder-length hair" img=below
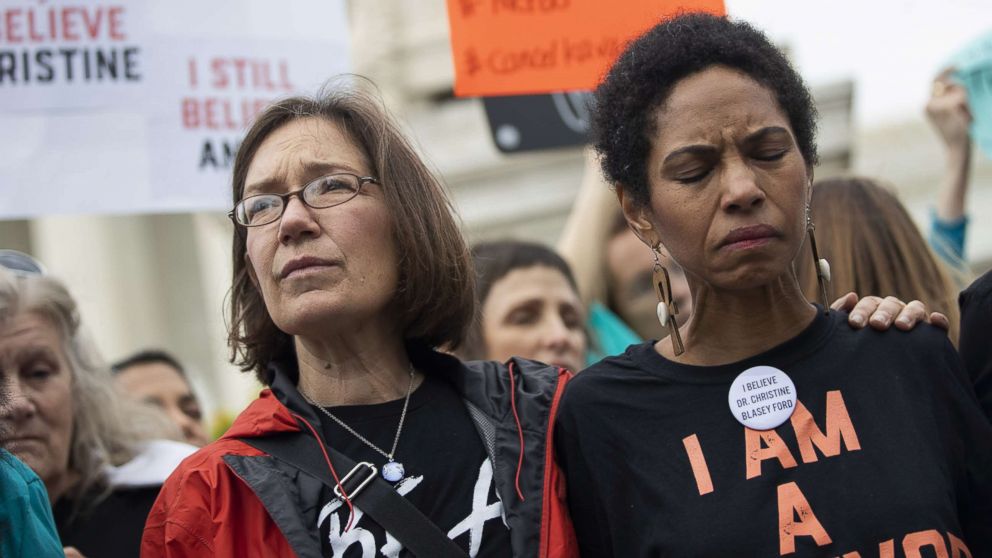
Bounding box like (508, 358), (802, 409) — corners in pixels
(796, 177), (965, 344)
(228, 79), (476, 384)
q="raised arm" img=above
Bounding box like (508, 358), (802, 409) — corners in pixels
(925, 73), (973, 263)
(557, 148), (620, 306)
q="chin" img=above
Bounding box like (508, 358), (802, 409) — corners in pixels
(272, 296), (365, 336)
(8, 446), (45, 472)
(712, 259), (793, 290)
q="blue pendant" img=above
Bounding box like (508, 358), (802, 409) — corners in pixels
(382, 460), (405, 482)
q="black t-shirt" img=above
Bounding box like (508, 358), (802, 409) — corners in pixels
(959, 268), (992, 421)
(313, 373), (512, 558)
(54, 484), (160, 558)
(556, 310), (992, 557)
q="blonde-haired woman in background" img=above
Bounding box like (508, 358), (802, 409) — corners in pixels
(796, 177), (966, 344)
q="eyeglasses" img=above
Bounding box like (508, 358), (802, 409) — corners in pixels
(0, 249), (46, 276)
(229, 173), (379, 227)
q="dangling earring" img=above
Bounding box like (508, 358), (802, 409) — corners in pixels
(806, 203), (831, 315)
(652, 244), (685, 356)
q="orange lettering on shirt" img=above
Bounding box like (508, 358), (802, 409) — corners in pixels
(745, 429), (798, 480)
(791, 390), (861, 464)
(837, 544), (894, 558)
(903, 530), (949, 558)
(777, 481), (832, 555)
(947, 532), (973, 558)
(682, 434), (714, 496)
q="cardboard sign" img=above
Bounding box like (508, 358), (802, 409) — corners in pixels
(0, 0), (350, 219)
(949, 31), (992, 159)
(446, 0), (725, 97)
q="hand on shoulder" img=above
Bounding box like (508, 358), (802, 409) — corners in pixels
(832, 292), (949, 333)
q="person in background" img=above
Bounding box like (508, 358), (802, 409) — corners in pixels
(604, 212), (691, 339)
(0, 260), (194, 558)
(461, 240), (587, 373)
(925, 71), (973, 268)
(959, 268), (992, 421)
(113, 349), (210, 447)
(557, 13), (990, 555)
(0, 354), (64, 558)
(796, 177), (964, 344)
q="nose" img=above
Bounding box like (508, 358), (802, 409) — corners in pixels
(167, 408), (201, 444)
(541, 315), (577, 354)
(2, 377), (37, 422)
(719, 159), (766, 213)
(278, 196), (320, 244)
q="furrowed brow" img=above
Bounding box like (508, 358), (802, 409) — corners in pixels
(742, 126), (791, 145)
(663, 145), (717, 165)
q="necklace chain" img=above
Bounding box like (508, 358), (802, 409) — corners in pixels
(301, 364), (416, 462)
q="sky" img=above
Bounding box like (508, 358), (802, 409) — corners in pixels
(726, 0), (991, 127)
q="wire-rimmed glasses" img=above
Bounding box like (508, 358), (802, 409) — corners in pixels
(229, 173), (379, 227)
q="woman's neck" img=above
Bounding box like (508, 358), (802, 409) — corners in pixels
(294, 322), (420, 407)
(659, 272), (818, 366)
(47, 468), (79, 505)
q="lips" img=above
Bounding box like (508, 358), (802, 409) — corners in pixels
(719, 224), (780, 250)
(279, 256), (339, 279)
(6, 436), (44, 447)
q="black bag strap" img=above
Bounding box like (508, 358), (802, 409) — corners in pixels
(240, 434), (466, 558)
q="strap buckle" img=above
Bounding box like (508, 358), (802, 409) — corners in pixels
(334, 461), (378, 500)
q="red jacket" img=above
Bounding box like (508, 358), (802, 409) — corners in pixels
(142, 349), (577, 557)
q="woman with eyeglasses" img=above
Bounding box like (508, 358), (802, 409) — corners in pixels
(141, 83), (578, 558)
(554, 13), (992, 556)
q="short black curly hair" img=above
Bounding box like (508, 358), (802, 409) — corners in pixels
(592, 13), (818, 206)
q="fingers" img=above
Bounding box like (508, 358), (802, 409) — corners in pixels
(893, 300), (928, 330)
(64, 547), (86, 558)
(928, 312), (950, 331)
(846, 295), (882, 329)
(844, 296), (947, 333)
(830, 291), (858, 312)
(868, 296), (908, 330)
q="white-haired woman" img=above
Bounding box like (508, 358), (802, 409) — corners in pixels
(0, 361), (63, 557)
(0, 258), (195, 558)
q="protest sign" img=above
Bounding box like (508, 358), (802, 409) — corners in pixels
(0, 0), (350, 219)
(446, 0), (724, 97)
(482, 91), (594, 152)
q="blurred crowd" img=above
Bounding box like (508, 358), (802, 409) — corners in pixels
(1, 12), (991, 558)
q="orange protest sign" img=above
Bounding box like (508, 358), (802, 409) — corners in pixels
(447, 0), (726, 97)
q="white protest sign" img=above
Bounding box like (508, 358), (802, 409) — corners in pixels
(0, 0), (350, 219)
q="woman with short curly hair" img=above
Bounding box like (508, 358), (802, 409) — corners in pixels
(555, 13), (992, 556)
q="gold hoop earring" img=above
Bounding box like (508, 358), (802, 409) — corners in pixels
(806, 203), (831, 314)
(652, 244), (685, 356)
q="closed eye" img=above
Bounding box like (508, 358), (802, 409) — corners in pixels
(664, 146), (718, 185)
(675, 168), (712, 184)
(752, 149), (788, 162)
